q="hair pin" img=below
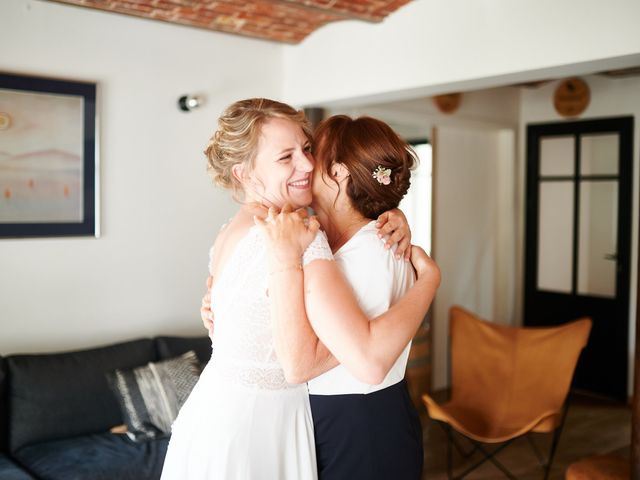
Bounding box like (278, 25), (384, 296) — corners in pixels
(372, 165), (392, 185)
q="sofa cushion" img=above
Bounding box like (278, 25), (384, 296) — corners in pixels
(13, 433), (168, 480)
(106, 351), (200, 441)
(0, 454), (35, 480)
(0, 356), (8, 452)
(155, 335), (211, 365)
(8, 338), (156, 452)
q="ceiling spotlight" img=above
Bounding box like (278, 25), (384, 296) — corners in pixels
(178, 94), (205, 112)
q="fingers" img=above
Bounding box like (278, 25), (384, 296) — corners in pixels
(206, 275), (213, 289)
(404, 243), (412, 261)
(378, 220), (399, 238)
(250, 202), (268, 221)
(267, 206), (277, 222)
(200, 286), (214, 332)
(308, 216), (321, 236)
(201, 293), (211, 313)
(384, 228), (405, 251)
(382, 231), (412, 261)
(375, 211), (389, 229)
(377, 209), (410, 243)
(280, 205), (309, 227)
(200, 305), (213, 331)
(255, 204), (269, 217)
(392, 237), (411, 261)
(294, 207), (309, 220)
(202, 317), (213, 334)
(200, 303), (212, 318)
(246, 201), (263, 210)
(389, 208), (407, 222)
(253, 215), (267, 228)
(282, 205), (310, 224)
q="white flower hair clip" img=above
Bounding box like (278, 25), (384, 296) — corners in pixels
(372, 165), (392, 185)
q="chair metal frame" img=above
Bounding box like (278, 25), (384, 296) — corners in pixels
(436, 395), (572, 479)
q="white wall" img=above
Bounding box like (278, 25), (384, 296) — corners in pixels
(0, 0), (283, 354)
(430, 126), (516, 389)
(284, 0), (640, 107)
(332, 86), (521, 138)
(519, 74), (640, 397)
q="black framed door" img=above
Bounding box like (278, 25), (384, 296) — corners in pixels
(524, 117), (633, 402)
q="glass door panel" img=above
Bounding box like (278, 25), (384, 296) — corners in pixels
(581, 134), (619, 175)
(577, 181), (618, 298)
(540, 136), (574, 176)
(537, 181), (574, 293)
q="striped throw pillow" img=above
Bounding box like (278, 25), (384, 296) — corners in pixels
(106, 350), (201, 441)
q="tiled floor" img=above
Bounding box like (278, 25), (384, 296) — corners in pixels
(421, 394), (631, 479)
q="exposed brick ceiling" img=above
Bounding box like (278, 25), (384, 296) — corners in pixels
(46, 0), (412, 43)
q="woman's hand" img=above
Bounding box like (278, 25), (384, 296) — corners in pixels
(376, 208), (412, 261)
(410, 246), (441, 286)
(254, 204), (321, 269)
(200, 275), (214, 336)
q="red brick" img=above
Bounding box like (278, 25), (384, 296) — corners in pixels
(44, 0), (409, 43)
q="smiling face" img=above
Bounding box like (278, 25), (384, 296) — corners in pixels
(239, 117), (314, 209)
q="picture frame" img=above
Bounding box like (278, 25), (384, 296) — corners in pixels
(0, 72), (98, 238)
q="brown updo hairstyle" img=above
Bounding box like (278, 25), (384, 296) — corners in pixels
(313, 115), (417, 219)
(204, 98), (312, 200)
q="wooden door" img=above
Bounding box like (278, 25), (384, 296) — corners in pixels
(524, 117), (634, 401)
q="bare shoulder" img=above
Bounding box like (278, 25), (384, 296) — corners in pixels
(209, 212), (254, 277)
(412, 249), (441, 286)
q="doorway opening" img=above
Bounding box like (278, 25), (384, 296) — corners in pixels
(400, 140), (432, 255)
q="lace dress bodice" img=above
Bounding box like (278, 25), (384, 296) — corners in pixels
(208, 226), (333, 390)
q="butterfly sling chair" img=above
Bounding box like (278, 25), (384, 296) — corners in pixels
(423, 306), (592, 480)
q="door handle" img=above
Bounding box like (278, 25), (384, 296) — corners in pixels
(604, 253), (618, 261)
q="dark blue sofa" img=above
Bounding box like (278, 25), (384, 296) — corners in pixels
(0, 336), (211, 480)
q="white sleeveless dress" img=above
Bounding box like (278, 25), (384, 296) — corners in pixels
(161, 226), (333, 480)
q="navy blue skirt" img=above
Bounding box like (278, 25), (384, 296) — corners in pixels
(309, 379), (423, 480)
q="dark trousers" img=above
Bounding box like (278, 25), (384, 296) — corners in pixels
(310, 379), (423, 480)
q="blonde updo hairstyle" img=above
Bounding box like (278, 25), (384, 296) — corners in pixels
(314, 115), (418, 219)
(205, 98), (312, 200)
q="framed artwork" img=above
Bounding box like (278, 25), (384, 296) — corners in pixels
(0, 72), (98, 238)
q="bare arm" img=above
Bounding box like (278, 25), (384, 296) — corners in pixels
(302, 248), (439, 384)
(198, 246), (330, 382)
(256, 206), (338, 383)
(376, 208), (412, 260)
(257, 207), (440, 385)
(269, 261), (339, 383)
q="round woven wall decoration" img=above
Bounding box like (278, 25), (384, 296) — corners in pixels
(433, 93), (462, 114)
(0, 112), (11, 130)
(554, 78), (590, 118)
